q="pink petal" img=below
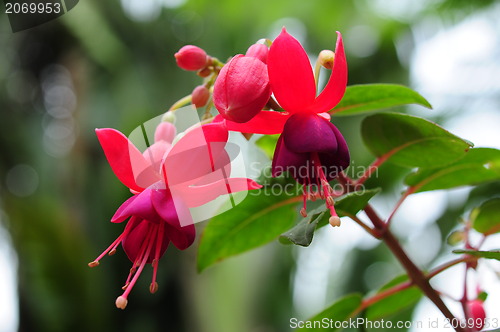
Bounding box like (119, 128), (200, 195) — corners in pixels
(311, 32), (348, 113)
(96, 128), (158, 191)
(268, 28), (316, 113)
(154, 122), (176, 143)
(142, 141), (172, 174)
(163, 123), (231, 186)
(175, 178), (262, 207)
(111, 195), (138, 223)
(214, 111), (289, 135)
(113, 188), (161, 224)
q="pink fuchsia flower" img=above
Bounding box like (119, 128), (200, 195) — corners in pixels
(245, 43), (269, 63)
(467, 299), (486, 331)
(213, 53), (271, 123)
(90, 121), (261, 309)
(175, 45), (209, 71)
(216, 28), (349, 223)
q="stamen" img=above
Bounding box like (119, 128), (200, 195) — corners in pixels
(116, 296), (128, 310)
(149, 282), (159, 294)
(108, 249), (117, 256)
(326, 196), (335, 207)
(151, 222), (165, 293)
(329, 216), (341, 227)
(88, 261), (99, 268)
(116, 225), (156, 309)
(300, 208), (308, 218)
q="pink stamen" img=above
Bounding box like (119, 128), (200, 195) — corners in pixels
(117, 225), (156, 309)
(88, 232), (127, 267)
(150, 222), (165, 293)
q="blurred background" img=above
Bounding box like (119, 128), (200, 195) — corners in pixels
(1, 0), (500, 331)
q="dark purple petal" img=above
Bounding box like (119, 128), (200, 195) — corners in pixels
(282, 113), (338, 154)
(272, 135), (310, 182)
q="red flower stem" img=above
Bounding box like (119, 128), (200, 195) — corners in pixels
(358, 256), (472, 313)
(346, 213), (380, 239)
(354, 156), (388, 188)
(338, 172), (464, 331)
(359, 280), (412, 312)
(427, 257), (473, 280)
(372, 212), (465, 331)
(386, 186), (417, 227)
(460, 266), (472, 332)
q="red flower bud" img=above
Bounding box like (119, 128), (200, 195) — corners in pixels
(213, 55), (271, 123)
(175, 45), (208, 71)
(192, 85), (210, 108)
(245, 43), (269, 63)
(467, 300), (486, 331)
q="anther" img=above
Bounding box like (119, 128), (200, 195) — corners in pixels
(300, 208), (308, 218)
(326, 196), (335, 207)
(121, 283), (129, 290)
(88, 261), (99, 268)
(329, 216), (341, 227)
(150, 282), (159, 294)
(115, 296), (128, 310)
(108, 249), (117, 256)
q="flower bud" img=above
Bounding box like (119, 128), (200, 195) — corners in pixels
(161, 111), (176, 124)
(213, 55), (271, 123)
(467, 299), (486, 331)
(191, 85), (210, 108)
(318, 50), (335, 69)
(245, 43), (269, 63)
(174, 45), (208, 71)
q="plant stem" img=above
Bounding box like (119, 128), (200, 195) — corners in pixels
(386, 186), (416, 227)
(168, 94), (192, 111)
(380, 230), (464, 331)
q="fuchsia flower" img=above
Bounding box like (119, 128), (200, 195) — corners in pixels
(89, 121), (260, 309)
(213, 45), (271, 123)
(175, 45), (209, 71)
(217, 28), (349, 223)
(467, 299), (486, 331)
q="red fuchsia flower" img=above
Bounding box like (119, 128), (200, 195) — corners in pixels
(215, 28), (349, 224)
(213, 50), (272, 123)
(467, 299), (486, 331)
(175, 45), (209, 71)
(90, 121), (260, 309)
(245, 43), (269, 63)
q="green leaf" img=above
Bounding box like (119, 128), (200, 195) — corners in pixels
(298, 294), (362, 331)
(471, 198), (500, 235)
(362, 113), (472, 168)
(255, 134), (279, 159)
(279, 189), (380, 247)
(331, 84), (432, 116)
(366, 275), (422, 320)
(197, 189), (299, 272)
(453, 249), (500, 260)
(279, 207), (327, 246)
(405, 148), (500, 192)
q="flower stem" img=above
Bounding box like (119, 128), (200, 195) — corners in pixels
(168, 94), (192, 112)
(338, 172), (465, 331)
